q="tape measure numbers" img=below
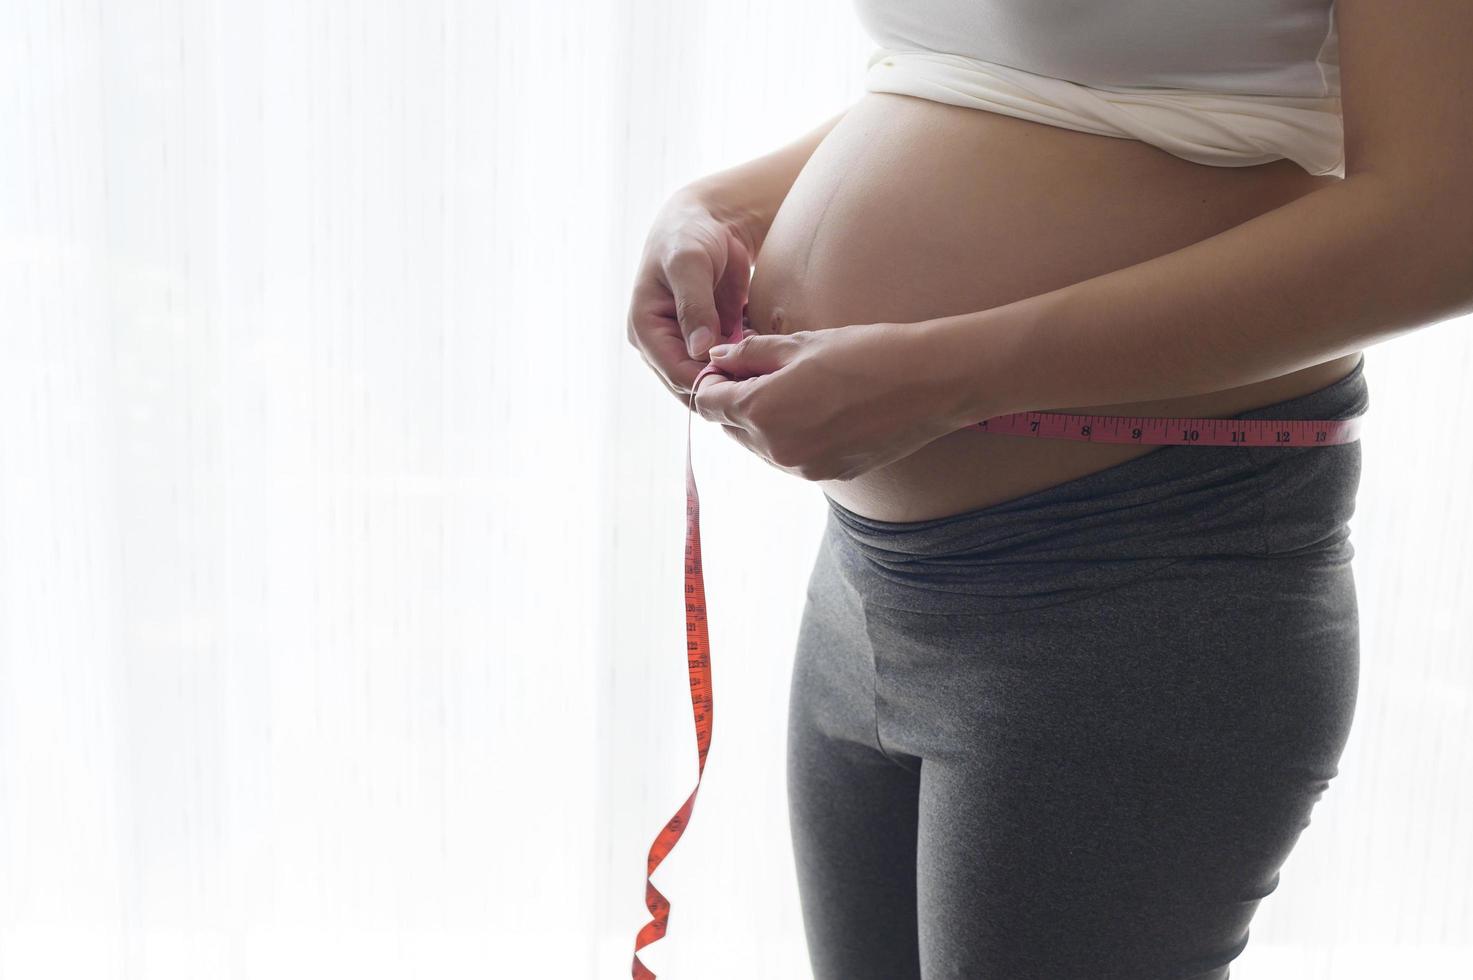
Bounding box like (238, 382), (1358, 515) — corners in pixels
(966, 411), (1361, 446)
(630, 367), (718, 980)
(630, 361), (1364, 978)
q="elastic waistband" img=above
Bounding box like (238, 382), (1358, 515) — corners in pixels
(823, 356), (1368, 607)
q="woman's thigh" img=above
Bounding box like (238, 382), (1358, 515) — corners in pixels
(786, 534), (925, 980)
(895, 553), (1360, 980)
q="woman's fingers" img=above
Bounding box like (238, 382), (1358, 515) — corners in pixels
(632, 332), (703, 407)
(625, 201), (754, 404)
(711, 235), (753, 347)
(627, 275), (707, 397)
(664, 244), (724, 359)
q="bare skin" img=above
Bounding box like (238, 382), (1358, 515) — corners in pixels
(629, 0), (1472, 524)
(742, 93), (1360, 521)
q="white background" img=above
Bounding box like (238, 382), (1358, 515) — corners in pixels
(2, 1), (1469, 977)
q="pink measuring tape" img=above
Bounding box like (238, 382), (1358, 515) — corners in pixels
(630, 360), (1363, 978)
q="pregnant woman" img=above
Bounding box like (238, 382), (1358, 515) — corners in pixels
(627, 2), (1471, 977)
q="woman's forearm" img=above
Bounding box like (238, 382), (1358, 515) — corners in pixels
(924, 172), (1473, 426)
(680, 108), (850, 257)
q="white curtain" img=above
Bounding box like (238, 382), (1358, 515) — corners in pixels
(1, 1), (1468, 977)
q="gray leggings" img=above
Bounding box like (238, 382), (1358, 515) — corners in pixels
(786, 355), (1369, 979)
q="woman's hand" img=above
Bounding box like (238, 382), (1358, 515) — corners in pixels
(626, 188), (759, 406)
(691, 322), (979, 482)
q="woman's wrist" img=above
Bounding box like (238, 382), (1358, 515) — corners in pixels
(916, 306), (1036, 429)
(677, 108), (850, 258)
(673, 179), (771, 259)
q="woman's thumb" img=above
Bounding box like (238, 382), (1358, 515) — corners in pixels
(706, 334), (789, 378)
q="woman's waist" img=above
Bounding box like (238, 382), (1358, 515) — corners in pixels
(817, 354), (1369, 613)
(818, 347), (1363, 523)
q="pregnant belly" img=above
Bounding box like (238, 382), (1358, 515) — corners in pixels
(745, 92), (1362, 523)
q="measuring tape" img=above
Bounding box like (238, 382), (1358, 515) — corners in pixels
(630, 367), (719, 980)
(964, 409), (1361, 446)
(630, 361), (1364, 978)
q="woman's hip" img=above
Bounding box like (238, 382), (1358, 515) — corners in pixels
(818, 353), (1368, 617)
(852, 549), (1360, 768)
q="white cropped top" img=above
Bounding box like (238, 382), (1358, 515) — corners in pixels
(854, 0), (1344, 177)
